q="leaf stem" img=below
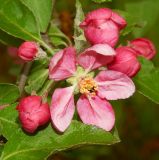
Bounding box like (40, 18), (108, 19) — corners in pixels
(39, 40), (53, 54)
(18, 62), (33, 96)
(39, 80), (54, 97)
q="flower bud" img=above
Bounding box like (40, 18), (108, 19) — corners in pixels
(80, 8), (126, 47)
(107, 47), (141, 77)
(130, 38), (156, 60)
(18, 41), (38, 61)
(16, 96), (50, 133)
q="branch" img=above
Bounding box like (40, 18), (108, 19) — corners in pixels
(18, 62), (33, 96)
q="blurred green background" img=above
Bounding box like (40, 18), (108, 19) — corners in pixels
(1, 0), (159, 160)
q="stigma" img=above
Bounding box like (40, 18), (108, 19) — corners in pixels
(79, 77), (98, 96)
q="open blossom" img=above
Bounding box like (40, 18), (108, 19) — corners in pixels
(16, 96), (50, 133)
(108, 47), (141, 77)
(18, 41), (38, 61)
(80, 8), (127, 47)
(49, 46), (135, 132)
(130, 38), (156, 60)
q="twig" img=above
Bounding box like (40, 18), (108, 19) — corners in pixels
(18, 62), (33, 96)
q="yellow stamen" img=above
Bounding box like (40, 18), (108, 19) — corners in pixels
(79, 77), (98, 96)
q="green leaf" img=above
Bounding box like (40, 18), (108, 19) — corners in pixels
(116, 10), (145, 36)
(1, 124), (119, 160)
(0, 102), (120, 160)
(0, 104), (19, 140)
(134, 58), (159, 104)
(48, 23), (71, 48)
(74, 0), (87, 53)
(20, 0), (54, 32)
(0, 145), (4, 157)
(114, 0), (159, 37)
(0, 84), (20, 105)
(91, 0), (112, 3)
(0, 0), (41, 42)
(25, 69), (49, 94)
(0, 29), (22, 46)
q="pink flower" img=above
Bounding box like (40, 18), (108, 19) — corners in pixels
(107, 47), (141, 77)
(17, 96), (50, 133)
(18, 41), (38, 61)
(80, 8), (127, 47)
(130, 38), (156, 60)
(49, 45), (135, 132)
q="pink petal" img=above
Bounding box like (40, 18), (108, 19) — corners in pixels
(107, 47), (141, 77)
(130, 38), (156, 60)
(95, 70), (135, 100)
(111, 12), (127, 30)
(80, 8), (112, 28)
(49, 47), (76, 81)
(78, 44), (116, 70)
(77, 95), (115, 131)
(17, 96), (41, 112)
(83, 20), (119, 47)
(50, 86), (75, 132)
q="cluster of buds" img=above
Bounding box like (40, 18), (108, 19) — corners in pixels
(15, 8), (156, 133)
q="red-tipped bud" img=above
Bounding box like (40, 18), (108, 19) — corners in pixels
(16, 96), (50, 133)
(18, 42), (38, 61)
(107, 47), (141, 77)
(130, 38), (156, 60)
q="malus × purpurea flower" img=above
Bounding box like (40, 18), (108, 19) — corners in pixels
(80, 8), (127, 47)
(18, 41), (38, 61)
(130, 38), (156, 60)
(107, 46), (141, 77)
(16, 96), (50, 133)
(49, 46), (135, 132)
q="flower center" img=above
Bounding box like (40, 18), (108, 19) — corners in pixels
(79, 77), (98, 96)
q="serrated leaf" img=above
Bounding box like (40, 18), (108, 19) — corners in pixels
(1, 124), (119, 160)
(25, 69), (49, 94)
(0, 29), (22, 46)
(0, 101), (120, 160)
(20, 0), (54, 32)
(91, 0), (112, 3)
(74, 0), (87, 53)
(134, 58), (159, 104)
(0, 0), (41, 42)
(0, 84), (20, 105)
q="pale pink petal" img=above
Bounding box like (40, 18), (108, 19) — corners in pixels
(78, 44), (116, 70)
(49, 47), (76, 81)
(83, 20), (119, 47)
(95, 70), (135, 100)
(77, 95), (115, 131)
(111, 12), (127, 30)
(50, 86), (75, 132)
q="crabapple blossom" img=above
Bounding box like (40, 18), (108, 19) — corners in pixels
(49, 46), (135, 132)
(107, 46), (141, 77)
(130, 38), (156, 60)
(80, 8), (127, 47)
(18, 41), (38, 61)
(16, 96), (50, 133)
